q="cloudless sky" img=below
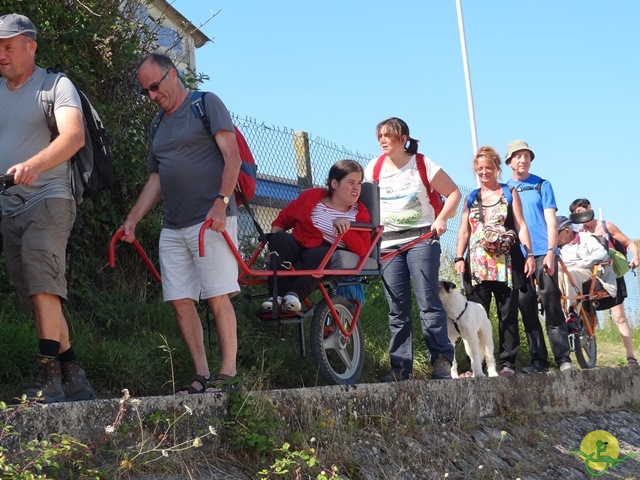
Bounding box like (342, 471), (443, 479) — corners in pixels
(172, 0), (639, 240)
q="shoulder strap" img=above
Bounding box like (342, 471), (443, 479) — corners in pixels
(515, 178), (544, 196)
(40, 72), (64, 137)
(466, 188), (480, 210)
(372, 154), (385, 183)
(468, 185), (513, 224)
(190, 91), (212, 135)
(502, 184), (513, 205)
(414, 153), (430, 190)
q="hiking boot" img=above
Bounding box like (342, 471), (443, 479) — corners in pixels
(380, 370), (410, 382)
(282, 293), (301, 312)
(24, 355), (65, 403)
(431, 355), (452, 380)
(521, 362), (548, 375)
(62, 361), (96, 401)
(559, 362), (576, 372)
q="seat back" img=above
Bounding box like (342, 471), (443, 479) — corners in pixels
(359, 181), (380, 228)
(359, 181), (381, 273)
(325, 181), (381, 274)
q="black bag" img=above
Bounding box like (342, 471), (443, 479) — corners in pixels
(41, 67), (114, 204)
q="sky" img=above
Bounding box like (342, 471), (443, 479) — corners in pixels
(171, 0), (640, 240)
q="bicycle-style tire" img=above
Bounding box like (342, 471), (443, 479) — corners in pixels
(573, 322), (597, 369)
(310, 296), (364, 385)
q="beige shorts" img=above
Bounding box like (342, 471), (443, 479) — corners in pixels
(159, 218), (240, 302)
(1, 198), (75, 311)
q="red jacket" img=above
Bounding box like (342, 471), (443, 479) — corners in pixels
(272, 188), (372, 257)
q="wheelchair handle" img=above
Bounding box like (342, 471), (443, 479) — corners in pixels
(199, 219), (214, 257)
(108, 230), (162, 283)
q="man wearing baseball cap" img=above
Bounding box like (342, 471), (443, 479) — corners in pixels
(505, 140), (575, 373)
(0, 13), (95, 402)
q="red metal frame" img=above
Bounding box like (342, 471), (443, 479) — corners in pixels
(109, 222), (437, 341)
(557, 256), (613, 340)
(198, 219), (387, 338)
(108, 230), (162, 283)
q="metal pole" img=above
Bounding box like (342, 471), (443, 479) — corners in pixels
(455, 0), (478, 156)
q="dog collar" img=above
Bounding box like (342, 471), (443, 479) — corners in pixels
(450, 301), (469, 334)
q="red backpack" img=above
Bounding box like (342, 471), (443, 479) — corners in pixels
(231, 125), (257, 205)
(372, 153), (445, 218)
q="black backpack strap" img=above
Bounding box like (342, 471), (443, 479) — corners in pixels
(40, 71), (64, 139)
(190, 91), (212, 135)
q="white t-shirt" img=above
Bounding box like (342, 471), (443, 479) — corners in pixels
(364, 154), (441, 247)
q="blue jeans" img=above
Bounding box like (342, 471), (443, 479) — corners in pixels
(381, 239), (454, 375)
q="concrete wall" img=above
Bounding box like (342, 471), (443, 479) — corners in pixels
(5, 366), (639, 452)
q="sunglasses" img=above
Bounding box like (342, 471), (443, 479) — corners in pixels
(141, 69), (170, 96)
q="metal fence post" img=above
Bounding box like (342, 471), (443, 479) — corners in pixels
(293, 130), (313, 191)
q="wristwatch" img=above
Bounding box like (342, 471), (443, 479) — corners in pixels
(216, 194), (229, 205)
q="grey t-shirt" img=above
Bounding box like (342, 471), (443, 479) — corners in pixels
(148, 91), (238, 229)
(0, 67), (79, 216)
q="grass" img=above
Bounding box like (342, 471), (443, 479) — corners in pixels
(0, 273), (639, 402)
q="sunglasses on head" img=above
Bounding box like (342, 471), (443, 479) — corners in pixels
(141, 69), (170, 96)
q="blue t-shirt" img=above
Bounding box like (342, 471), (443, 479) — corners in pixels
(506, 174), (557, 256)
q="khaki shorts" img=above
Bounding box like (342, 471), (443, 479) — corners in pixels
(159, 218), (240, 302)
(1, 198), (76, 312)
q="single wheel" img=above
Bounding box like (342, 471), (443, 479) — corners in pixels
(310, 296), (364, 385)
(573, 318), (597, 369)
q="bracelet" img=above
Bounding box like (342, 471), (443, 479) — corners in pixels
(547, 248), (555, 252)
(527, 253), (534, 258)
(454, 257), (465, 263)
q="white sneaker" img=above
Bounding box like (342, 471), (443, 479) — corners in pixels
(260, 296), (281, 311)
(282, 293), (301, 312)
(559, 362), (576, 372)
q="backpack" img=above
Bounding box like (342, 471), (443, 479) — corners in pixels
(41, 68), (115, 204)
(372, 153), (445, 218)
(151, 91), (257, 208)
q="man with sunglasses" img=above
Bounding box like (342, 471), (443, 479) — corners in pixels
(569, 198), (639, 367)
(119, 53), (243, 394)
(0, 13), (96, 402)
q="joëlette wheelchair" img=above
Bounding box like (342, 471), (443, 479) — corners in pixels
(557, 209), (623, 369)
(111, 182), (387, 385)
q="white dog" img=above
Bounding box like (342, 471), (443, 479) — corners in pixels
(438, 281), (498, 379)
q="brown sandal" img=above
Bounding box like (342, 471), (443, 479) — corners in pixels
(628, 357), (639, 367)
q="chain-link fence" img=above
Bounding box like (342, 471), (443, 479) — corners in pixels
(232, 113), (640, 322)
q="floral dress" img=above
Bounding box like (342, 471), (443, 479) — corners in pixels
(468, 195), (512, 287)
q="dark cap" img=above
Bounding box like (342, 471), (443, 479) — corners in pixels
(0, 13), (37, 40)
(556, 215), (573, 231)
